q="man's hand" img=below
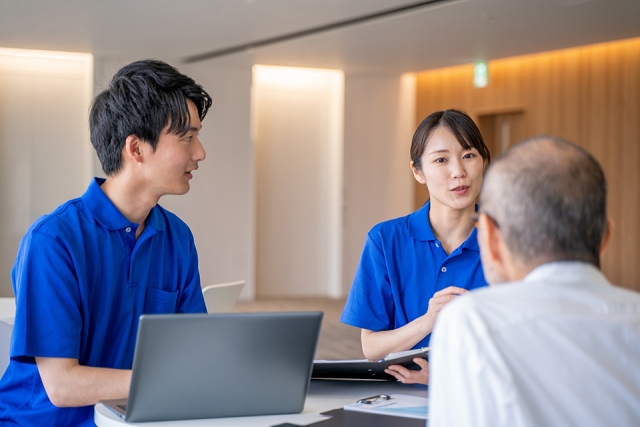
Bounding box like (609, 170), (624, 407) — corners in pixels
(385, 358), (429, 384)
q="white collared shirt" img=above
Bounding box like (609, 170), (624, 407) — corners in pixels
(429, 262), (640, 427)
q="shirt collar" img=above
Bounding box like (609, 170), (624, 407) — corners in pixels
(408, 201), (435, 241)
(524, 261), (610, 287)
(408, 200), (480, 251)
(462, 227), (480, 251)
(82, 177), (165, 232)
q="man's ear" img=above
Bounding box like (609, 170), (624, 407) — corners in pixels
(123, 134), (144, 165)
(599, 218), (614, 258)
(478, 213), (510, 281)
(410, 161), (426, 184)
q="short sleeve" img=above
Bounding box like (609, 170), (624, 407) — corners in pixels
(340, 231), (395, 331)
(175, 231), (206, 314)
(11, 230), (82, 361)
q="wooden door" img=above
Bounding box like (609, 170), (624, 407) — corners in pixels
(478, 111), (525, 160)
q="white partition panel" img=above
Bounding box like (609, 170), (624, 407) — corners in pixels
(0, 48), (93, 297)
(341, 73), (416, 296)
(253, 66), (343, 298)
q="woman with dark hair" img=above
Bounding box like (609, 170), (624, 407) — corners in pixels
(340, 109), (490, 385)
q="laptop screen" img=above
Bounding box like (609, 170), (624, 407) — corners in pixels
(104, 311), (322, 422)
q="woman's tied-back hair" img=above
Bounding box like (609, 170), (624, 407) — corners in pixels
(89, 59), (213, 175)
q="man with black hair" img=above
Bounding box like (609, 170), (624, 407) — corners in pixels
(428, 136), (640, 427)
(0, 60), (213, 426)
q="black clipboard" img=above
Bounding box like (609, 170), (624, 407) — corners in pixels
(311, 347), (429, 381)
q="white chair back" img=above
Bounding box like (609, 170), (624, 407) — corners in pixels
(202, 281), (246, 313)
(0, 297), (15, 325)
(0, 320), (12, 376)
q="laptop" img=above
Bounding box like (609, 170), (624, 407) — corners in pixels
(102, 311), (323, 422)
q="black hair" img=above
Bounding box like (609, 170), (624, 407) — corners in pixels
(89, 59), (212, 175)
(410, 109), (490, 171)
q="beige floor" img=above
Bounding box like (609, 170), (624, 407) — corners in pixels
(232, 298), (364, 360)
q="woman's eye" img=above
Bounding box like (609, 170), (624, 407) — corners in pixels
(463, 153), (475, 159)
(435, 158), (446, 164)
(184, 136), (192, 142)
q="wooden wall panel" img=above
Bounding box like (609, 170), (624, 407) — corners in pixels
(415, 37), (640, 291)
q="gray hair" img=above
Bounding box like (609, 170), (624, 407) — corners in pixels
(479, 136), (607, 267)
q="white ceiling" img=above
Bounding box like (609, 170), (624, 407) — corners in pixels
(1, 0), (639, 74)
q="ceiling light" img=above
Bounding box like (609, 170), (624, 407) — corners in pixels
(474, 62), (488, 88)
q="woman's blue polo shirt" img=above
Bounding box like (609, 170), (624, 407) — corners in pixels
(341, 201), (487, 349)
(0, 178), (206, 427)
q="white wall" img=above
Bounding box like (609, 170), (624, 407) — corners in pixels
(341, 73), (415, 296)
(0, 49), (93, 297)
(163, 63), (256, 300)
(169, 66), (415, 301)
(4, 54), (414, 301)
(253, 66), (344, 298)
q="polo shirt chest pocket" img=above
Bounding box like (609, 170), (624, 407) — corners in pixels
(144, 288), (179, 314)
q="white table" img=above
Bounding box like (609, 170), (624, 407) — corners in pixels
(95, 379), (428, 426)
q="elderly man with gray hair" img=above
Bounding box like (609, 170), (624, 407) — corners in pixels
(428, 136), (640, 427)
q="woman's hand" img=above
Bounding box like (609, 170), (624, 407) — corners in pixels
(385, 358), (429, 384)
(422, 286), (469, 332)
(361, 287), (469, 361)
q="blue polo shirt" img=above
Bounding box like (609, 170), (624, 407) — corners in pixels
(341, 201), (487, 349)
(0, 178), (206, 427)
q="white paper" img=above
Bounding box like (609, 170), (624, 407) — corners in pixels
(344, 393), (429, 420)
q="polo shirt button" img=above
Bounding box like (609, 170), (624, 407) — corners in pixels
(125, 227), (131, 233)
(435, 243), (439, 248)
(441, 267), (447, 272)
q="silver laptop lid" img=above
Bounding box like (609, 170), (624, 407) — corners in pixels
(125, 311), (322, 422)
